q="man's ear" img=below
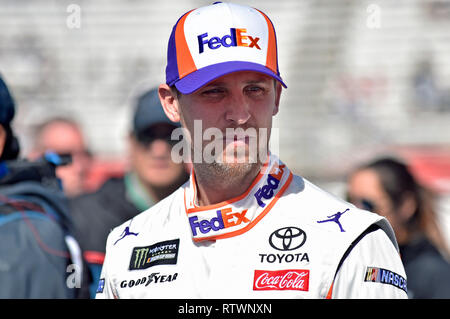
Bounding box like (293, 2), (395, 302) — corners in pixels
(272, 82), (282, 116)
(159, 84), (181, 123)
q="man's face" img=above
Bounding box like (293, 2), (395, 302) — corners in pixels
(32, 121), (91, 197)
(129, 123), (186, 188)
(176, 71), (282, 168)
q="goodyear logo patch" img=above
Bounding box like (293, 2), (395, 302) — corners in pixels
(364, 266), (407, 293)
(129, 239), (179, 270)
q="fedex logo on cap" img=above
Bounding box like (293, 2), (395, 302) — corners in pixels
(197, 28), (261, 54)
(189, 208), (249, 236)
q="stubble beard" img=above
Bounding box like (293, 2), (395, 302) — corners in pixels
(192, 141), (267, 189)
(196, 161), (257, 183)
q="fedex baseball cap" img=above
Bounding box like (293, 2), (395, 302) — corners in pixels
(165, 2), (287, 94)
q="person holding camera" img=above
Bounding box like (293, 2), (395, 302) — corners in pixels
(0, 75), (88, 298)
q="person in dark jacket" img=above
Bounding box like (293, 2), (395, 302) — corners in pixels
(70, 87), (189, 297)
(347, 157), (450, 298)
(0, 74), (89, 298)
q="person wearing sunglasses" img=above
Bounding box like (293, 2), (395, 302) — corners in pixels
(347, 157), (450, 298)
(70, 87), (189, 297)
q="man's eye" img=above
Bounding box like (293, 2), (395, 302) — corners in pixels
(246, 86), (265, 94)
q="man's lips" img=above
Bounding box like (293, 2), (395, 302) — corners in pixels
(223, 135), (253, 144)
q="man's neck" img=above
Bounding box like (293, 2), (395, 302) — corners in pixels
(193, 162), (262, 206)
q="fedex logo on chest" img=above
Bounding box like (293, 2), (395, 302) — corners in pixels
(197, 28), (261, 53)
(189, 208), (249, 236)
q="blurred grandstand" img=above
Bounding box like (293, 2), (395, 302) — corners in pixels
(1, 0), (450, 243)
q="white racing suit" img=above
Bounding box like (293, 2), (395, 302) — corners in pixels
(96, 155), (407, 299)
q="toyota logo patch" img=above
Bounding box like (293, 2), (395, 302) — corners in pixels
(269, 227), (307, 251)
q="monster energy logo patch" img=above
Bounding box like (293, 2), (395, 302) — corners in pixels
(129, 239), (179, 270)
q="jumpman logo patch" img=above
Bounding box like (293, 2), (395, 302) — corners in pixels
(114, 224), (139, 245)
(316, 208), (349, 232)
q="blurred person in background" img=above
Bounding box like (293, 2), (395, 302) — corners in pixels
(0, 75), (89, 298)
(28, 117), (93, 197)
(347, 157), (450, 298)
(69, 87), (189, 298)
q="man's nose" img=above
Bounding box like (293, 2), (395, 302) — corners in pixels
(148, 139), (171, 156)
(225, 94), (251, 125)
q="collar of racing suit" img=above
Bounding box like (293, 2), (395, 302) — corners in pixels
(184, 154), (293, 242)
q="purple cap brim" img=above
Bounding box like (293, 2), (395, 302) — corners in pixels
(174, 61), (287, 94)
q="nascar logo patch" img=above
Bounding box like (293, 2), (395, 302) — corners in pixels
(129, 239), (179, 270)
(364, 266), (407, 293)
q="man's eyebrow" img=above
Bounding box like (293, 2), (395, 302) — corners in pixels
(202, 77), (271, 89)
(245, 79), (270, 84)
(203, 82), (226, 88)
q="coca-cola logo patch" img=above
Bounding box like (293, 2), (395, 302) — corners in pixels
(253, 269), (310, 291)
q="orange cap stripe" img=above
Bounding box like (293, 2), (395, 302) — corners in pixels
(175, 10), (197, 79)
(256, 9), (278, 74)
